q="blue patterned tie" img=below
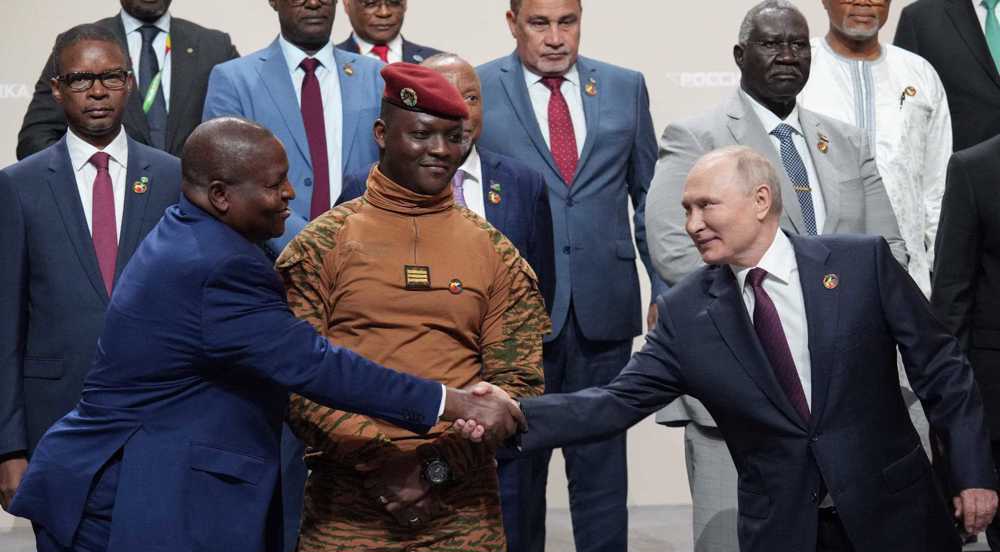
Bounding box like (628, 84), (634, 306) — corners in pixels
(771, 123), (818, 235)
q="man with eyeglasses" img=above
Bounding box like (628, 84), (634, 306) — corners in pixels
(202, 1), (386, 549)
(645, 1), (906, 550)
(337, 0), (442, 64)
(17, 0), (239, 159)
(0, 22), (180, 534)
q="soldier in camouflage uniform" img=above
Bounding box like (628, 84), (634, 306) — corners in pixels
(276, 63), (548, 552)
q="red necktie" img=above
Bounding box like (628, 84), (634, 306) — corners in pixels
(300, 58), (330, 220)
(541, 76), (578, 186)
(748, 268), (810, 422)
(89, 152), (118, 296)
(370, 44), (390, 63)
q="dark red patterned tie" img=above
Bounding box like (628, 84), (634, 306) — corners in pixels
(370, 44), (390, 63)
(300, 58), (330, 220)
(747, 268), (810, 422)
(541, 76), (578, 186)
(89, 152), (118, 296)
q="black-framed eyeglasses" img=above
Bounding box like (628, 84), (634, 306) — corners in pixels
(54, 69), (132, 92)
(747, 40), (811, 55)
(286, 0), (336, 6)
(358, 0), (403, 10)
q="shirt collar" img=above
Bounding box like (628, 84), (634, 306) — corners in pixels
(278, 34), (337, 75)
(351, 32), (403, 57)
(120, 10), (171, 35)
(730, 229), (797, 291)
(66, 127), (129, 173)
(740, 87), (804, 137)
(523, 61), (581, 89)
(457, 146), (482, 184)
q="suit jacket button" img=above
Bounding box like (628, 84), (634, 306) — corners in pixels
(304, 178), (313, 188)
(810, 491), (819, 503)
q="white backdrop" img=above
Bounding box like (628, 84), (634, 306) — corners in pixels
(0, 0), (916, 531)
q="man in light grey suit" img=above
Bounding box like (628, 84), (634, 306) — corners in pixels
(645, 2), (907, 550)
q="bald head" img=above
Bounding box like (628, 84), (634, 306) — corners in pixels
(181, 117), (294, 242)
(421, 53), (483, 146)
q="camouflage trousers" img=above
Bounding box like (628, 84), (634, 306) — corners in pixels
(296, 465), (507, 552)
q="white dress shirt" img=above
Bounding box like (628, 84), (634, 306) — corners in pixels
(800, 38), (951, 297)
(455, 146), (486, 217)
(730, 230), (813, 409)
(120, 10), (171, 110)
(66, 128), (129, 238)
(523, 63), (587, 156)
(352, 32), (402, 64)
(973, 0), (1000, 33)
(742, 89), (827, 234)
(278, 36), (344, 206)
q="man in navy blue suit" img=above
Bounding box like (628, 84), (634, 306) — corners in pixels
(8, 117), (525, 552)
(337, 0), (441, 64)
(203, 0), (385, 258)
(0, 25), (180, 515)
(475, 1), (660, 549)
(474, 145), (1000, 551)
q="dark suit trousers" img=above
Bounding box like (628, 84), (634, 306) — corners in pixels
(519, 305), (631, 552)
(281, 424), (307, 552)
(33, 454), (120, 552)
(817, 508), (856, 552)
(986, 441), (1000, 549)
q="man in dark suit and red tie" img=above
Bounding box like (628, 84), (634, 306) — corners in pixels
(468, 145), (999, 552)
(336, 0), (442, 64)
(17, 0), (239, 159)
(0, 24), (180, 516)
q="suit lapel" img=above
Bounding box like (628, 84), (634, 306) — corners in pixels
(787, 235), (839, 430)
(573, 58), (601, 190)
(705, 266), (808, 430)
(111, 17), (151, 144)
(115, 138), (153, 283)
(335, 49), (363, 169)
(165, 20), (198, 151)
(401, 38), (427, 63)
(497, 53), (566, 197)
(480, 151), (508, 230)
(799, 110), (841, 233)
(727, 92), (805, 234)
(257, 39), (312, 167)
(48, 138), (110, 304)
(945, 0), (1000, 89)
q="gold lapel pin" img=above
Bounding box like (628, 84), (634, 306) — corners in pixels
(488, 191), (501, 205)
(905, 86), (917, 97)
(133, 180), (148, 194)
(186, 47), (194, 54)
(344, 63), (354, 76)
(585, 78), (597, 97)
(817, 133), (830, 154)
(822, 273), (839, 290)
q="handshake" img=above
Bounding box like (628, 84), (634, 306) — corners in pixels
(441, 382), (525, 446)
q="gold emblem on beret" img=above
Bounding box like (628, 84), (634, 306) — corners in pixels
(400, 87), (418, 108)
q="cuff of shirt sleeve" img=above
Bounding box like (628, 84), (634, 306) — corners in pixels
(437, 383), (447, 421)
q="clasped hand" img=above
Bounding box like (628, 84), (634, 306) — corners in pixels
(442, 382), (524, 446)
(359, 450), (447, 529)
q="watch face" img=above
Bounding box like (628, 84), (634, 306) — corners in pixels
(425, 459), (450, 485)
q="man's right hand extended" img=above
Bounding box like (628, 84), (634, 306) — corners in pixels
(0, 456), (28, 511)
(441, 385), (525, 445)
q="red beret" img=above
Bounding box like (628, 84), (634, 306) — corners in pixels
(381, 62), (469, 120)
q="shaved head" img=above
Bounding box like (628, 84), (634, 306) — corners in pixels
(181, 117), (279, 194)
(181, 117), (294, 242)
(421, 53), (483, 147)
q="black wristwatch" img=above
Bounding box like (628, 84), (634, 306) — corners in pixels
(417, 444), (451, 486)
